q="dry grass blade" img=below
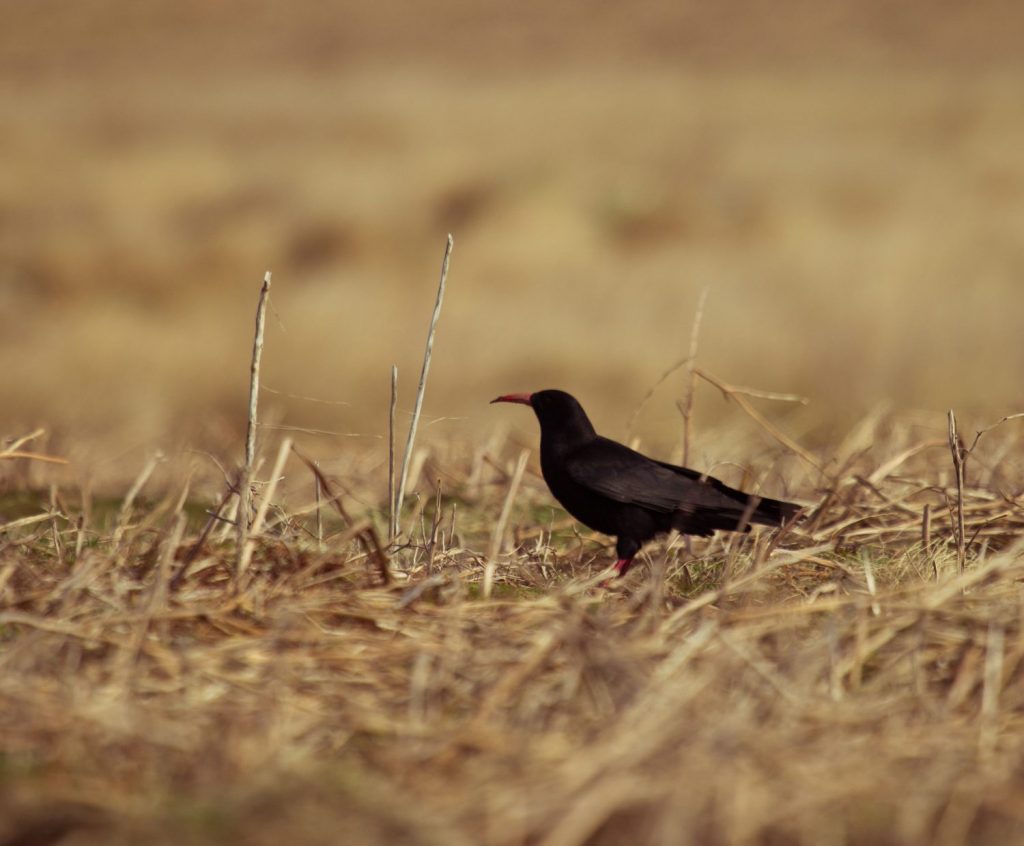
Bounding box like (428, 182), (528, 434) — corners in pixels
(866, 439), (947, 486)
(244, 273), (273, 483)
(153, 512), (188, 612)
(314, 459), (324, 550)
(249, 436), (292, 538)
(536, 778), (656, 846)
(948, 409), (967, 573)
(483, 447), (529, 598)
(388, 363), (399, 541)
(395, 234), (453, 539)
(110, 452), (162, 549)
(0, 450), (68, 465)
(0, 511), (56, 534)
(236, 436), (292, 587)
(1, 428), (46, 453)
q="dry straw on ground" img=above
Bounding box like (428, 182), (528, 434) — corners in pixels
(2, 406), (1024, 846)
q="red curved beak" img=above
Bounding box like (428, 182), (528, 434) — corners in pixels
(490, 392), (533, 406)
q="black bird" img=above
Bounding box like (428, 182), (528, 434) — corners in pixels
(491, 389), (800, 578)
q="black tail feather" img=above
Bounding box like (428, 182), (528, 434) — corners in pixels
(748, 493), (801, 527)
(671, 491), (801, 536)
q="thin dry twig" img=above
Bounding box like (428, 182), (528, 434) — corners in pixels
(0, 429), (68, 465)
(967, 412), (1024, 454)
(695, 368), (819, 471)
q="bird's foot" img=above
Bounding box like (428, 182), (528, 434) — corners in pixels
(598, 557), (634, 588)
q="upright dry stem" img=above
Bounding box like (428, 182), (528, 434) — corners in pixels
(947, 409), (967, 573)
(236, 271), (272, 576)
(395, 235), (453, 540)
(111, 452), (163, 550)
(314, 460), (324, 551)
(389, 364), (399, 541)
(484, 448), (530, 598)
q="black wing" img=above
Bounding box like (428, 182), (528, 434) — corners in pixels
(563, 437), (756, 516)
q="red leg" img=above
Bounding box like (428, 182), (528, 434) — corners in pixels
(613, 557), (635, 577)
(599, 557), (635, 588)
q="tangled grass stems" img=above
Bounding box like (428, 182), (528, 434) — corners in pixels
(1, 415), (1024, 844)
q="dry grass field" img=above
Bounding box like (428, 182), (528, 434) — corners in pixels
(3, 417), (1024, 845)
(3, 2), (1024, 844)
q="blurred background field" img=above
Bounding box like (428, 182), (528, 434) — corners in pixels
(2, 0), (1024, 476)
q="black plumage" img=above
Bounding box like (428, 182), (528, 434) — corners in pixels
(491, 389), (800, 577)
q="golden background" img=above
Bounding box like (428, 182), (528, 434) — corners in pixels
(3, 1), (1023, 473)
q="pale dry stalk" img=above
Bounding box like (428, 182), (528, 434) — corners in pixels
(395, 235), (453, 540)
(388, 364), (399, 540)
(236, 272), (272, 576)
(947, 409), (967, 573)
(484, 448), (530, 598)
(237, 435), (292, 586)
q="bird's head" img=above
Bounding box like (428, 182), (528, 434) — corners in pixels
(490, 389), (596, 443)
